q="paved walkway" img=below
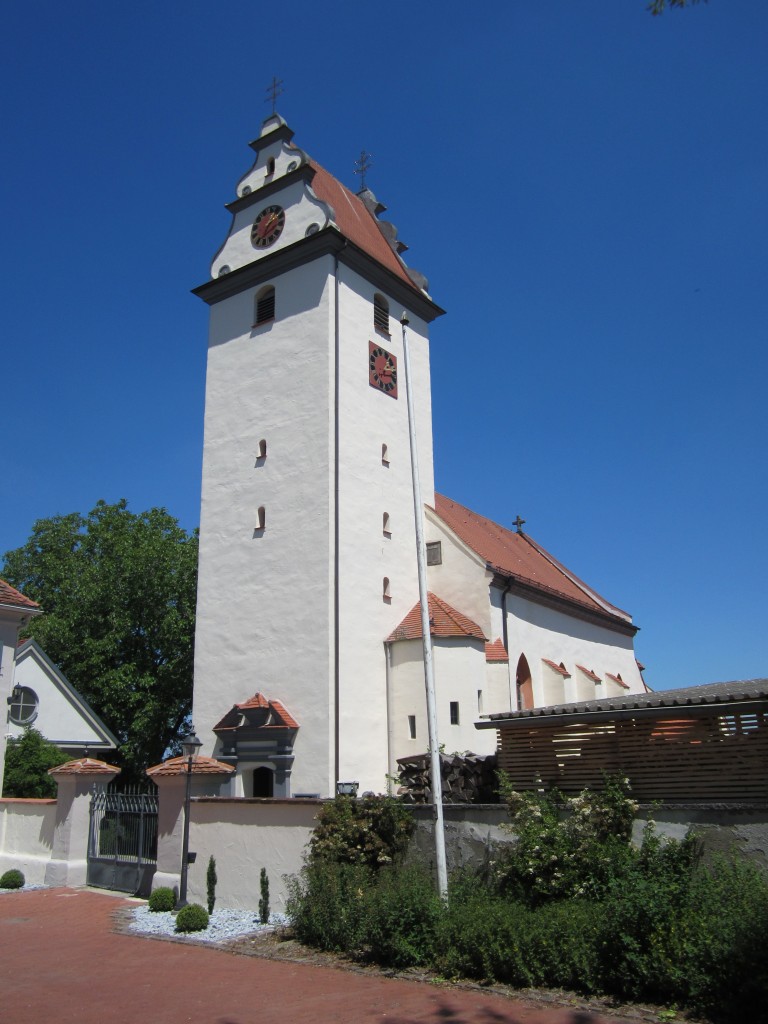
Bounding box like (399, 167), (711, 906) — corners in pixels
(1, 888), (634, 1024)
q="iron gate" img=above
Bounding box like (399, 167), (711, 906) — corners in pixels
(87, 787), (158, 897)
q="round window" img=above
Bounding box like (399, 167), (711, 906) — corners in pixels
(9, 686), (39, 725)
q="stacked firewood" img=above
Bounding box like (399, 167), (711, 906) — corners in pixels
(395, 752), (498, 804)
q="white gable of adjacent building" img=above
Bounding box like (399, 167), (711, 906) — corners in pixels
(10, 640), (117, 752)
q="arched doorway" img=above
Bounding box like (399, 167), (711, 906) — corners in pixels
(252, 766), (274, 798)
(516, 653), (533, 710)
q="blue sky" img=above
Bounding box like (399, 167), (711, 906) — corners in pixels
(2, 1), (766, 691)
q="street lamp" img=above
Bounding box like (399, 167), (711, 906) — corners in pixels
(177, 727), (202, 908)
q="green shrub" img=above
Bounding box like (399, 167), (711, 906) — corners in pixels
(309, 795), (413, 870)
(494, 773), (638, 904)
(286, 861), (370, 952)
(147, 886), (176, 912)
(259, 866), (270, 924)
(362, 864), (442, 968)
(0, 869), (25, 889)
(437, 873), (602, 991)
(286, 777), (768, 1022)
(175, 903), (209, 933)
(206, 855), (217, 914)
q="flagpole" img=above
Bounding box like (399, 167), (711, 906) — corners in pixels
(400, 311), (448, 899)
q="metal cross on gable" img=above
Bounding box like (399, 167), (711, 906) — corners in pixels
(265, 76), (284, 114)
(354, 149), (373, 190)
(513, 515), (526, 533)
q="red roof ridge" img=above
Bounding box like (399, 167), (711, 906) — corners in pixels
(430, 495), (632, 626)
(146, 755), (235, 777)
(49, 758), (120, 776)
(605, 672), (631, 690)
(576, 664), (602, 683)
(387, 592), (486, 643)
(308, 160), (423, 295)
(542, 658), (571, 678)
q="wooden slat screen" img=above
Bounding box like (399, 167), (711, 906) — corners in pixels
(496, 710), (768, 803)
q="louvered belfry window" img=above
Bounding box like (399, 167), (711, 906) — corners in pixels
(373, 293), (389, 333)
(255, 286), (275, 325)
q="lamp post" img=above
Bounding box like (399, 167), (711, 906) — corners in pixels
(177, 728), (202, 908)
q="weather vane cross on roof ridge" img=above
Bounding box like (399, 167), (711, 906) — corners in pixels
(513, 515), (526, 533)
(265, 76), (284, 115)
(354, 149), (373, 191)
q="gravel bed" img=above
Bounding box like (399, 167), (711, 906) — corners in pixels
(127, 904), (288, 943)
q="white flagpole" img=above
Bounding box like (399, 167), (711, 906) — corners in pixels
(400, 311), (448, 900)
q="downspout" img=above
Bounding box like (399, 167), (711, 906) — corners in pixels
(385, 640), (394, 795)
(500, 578), (515, 711)
(333, 251), (344, 790)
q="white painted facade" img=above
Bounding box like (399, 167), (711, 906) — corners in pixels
(193, 113), (646, 800)
(8, 640), (117, 754)
(193, 114), (438, 797)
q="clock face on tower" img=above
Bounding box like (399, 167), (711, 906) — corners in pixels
(251, 205), (286, 249)
(369, 342), (398, 399)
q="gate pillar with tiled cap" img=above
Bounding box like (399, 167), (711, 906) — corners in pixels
(146, 754), (234, 894)
(45, 757), (120, 889)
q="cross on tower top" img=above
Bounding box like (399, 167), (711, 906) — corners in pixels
(513, 515), (526, 533)
(354, 149), (373, 191)
(265, 76), (284, 115)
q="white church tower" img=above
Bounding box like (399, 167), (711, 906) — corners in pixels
(192, 113), (444, 798)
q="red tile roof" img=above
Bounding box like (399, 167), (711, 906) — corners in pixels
(387, 592), (486, 643)
(49, 758), (120, 776)
(542, 658), (571, 677)
(485, 638), (509, 663)
(431, 495), (632, 625)
(308, 161), (419, 293)
(238, 694), (299, 730)
(146, 755), (235, 777)
(214, 693), (300, 732)
(0, 579), (39, 612)
(605, 672), (631, 690)
(576, 665), (602, 683)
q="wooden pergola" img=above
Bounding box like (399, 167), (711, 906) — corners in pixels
(477, 679), (768, 804)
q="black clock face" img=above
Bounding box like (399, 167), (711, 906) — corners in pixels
(251, 205), (286, 249)
(369, 342), (398, 398)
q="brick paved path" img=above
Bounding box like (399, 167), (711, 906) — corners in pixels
(0, 888), (633, 1024)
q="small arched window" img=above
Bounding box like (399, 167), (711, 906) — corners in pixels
(266, 157), (275, 177)
(383, 512), (391, 537)
(373, 293), (389, 334)
(256, 506), (266, 531)
(257, 439), (267, 462)
(255, 286), (275, 326)
(381, 443), (389, 465)
(383, 577), (391, 601)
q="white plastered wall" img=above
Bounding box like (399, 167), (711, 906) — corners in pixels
(335, 265), (435, 794)
(500, 592), (644, 711)
(424, 511), (493, 637)
(193, 255), (336, 798)
(388, 638), (498, 771)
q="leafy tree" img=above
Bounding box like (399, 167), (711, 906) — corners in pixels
(3, 728), (69, 797)
(2, 500), (198, 780)
(648, 0), (706, 14)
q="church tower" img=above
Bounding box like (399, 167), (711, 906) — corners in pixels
(192, 113), (444, 797)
